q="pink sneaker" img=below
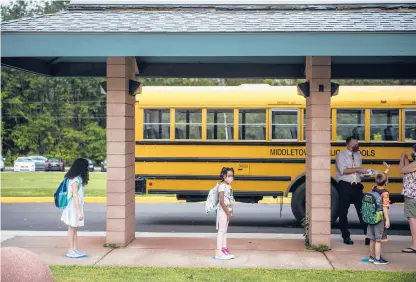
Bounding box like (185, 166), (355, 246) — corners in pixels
(214, 249), (232, 260)
(222, 248), (235, 259)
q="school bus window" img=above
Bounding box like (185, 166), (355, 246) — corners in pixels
(303, 109), (332, 141)
(238, 109), (266, 140)
(175, 109), (202, 140)
(404, 109), (416, 141)
(207, 109), (234, 140)
(370, 109), (399, 141)
(336, 109), (365, 141)
(143, 109), (170, 139)
(271, 109), (298, 140)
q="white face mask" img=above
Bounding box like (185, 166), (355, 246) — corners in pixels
(225, 176), (234, 183)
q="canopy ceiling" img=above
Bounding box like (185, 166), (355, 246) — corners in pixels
(1, 1), (416, 78)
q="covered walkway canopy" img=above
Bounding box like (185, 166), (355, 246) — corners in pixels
(2, 0), (416, 247)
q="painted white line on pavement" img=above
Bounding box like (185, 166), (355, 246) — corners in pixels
(0, 231), (303, 239)
(1, 235), (16, 243)
(135, 232), (306, 239)
(0, 231), (411, 241)
(1, 231), (106, 237)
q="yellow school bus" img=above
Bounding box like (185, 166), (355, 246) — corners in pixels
(134, 85), (416, 222)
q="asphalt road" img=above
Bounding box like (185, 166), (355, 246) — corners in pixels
(1, 203), (410, 236)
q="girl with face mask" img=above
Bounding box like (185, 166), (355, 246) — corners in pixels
(214, 167), (236, 260)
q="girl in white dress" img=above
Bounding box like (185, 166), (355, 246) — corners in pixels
(60, 158), (89, 258)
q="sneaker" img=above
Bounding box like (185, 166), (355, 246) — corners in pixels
(368, 256), (375, 263)
(214, 249), (233, 260)
(75, 249), (88, 258)
(343, 238), (354, 245)
(222, 248), (235, 259)
(373, 257), (389, 265)
(65, 249), (83, 258)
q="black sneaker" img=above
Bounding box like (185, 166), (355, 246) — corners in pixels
(343, 238), (354, 245)
(373, 257), (389, 265)
(365, 238), (370, 246)
(368, 256), (375, 263)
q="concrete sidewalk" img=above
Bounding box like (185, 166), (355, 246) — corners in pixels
(1, 232), (415, 272)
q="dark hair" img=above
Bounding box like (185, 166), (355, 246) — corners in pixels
(220, 167), (234, 181)
(345, 136), (357, 145)
(412, 144), (416, 151)
(375, 173), (388, 186)
(65, 158), (89, 185)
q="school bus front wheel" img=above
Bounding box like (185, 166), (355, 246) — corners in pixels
(291, 182), (340, 223)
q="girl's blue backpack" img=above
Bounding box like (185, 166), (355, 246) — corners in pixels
(54, 178), (71, 209)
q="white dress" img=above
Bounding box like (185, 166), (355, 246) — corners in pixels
(216, 183), (235, 230)
(61, 177), (85, 227)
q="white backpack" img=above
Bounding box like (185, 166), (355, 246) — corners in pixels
(205, 183), (220, 213)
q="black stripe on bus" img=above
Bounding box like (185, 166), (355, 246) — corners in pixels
(148, 190), (283, 197)
(136, 141), (416, 147)
(361, 177), (403, 183)
(136, 174), (291, 181)
(135, 157), (305, 163)
(136, 157), (404, 165)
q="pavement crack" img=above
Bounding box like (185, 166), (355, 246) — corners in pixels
(94, 248), (114, 266)
(323, 252), (335, 270)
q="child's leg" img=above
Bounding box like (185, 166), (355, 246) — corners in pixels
(68, 226), (75, 251)
(217, 208), (227, 251)
(370, 240), (375, 258)
(375, 241), (382, 259)
(222, 209), (230, 249)
(73, 227), (78, 250)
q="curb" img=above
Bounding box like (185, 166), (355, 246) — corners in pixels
(0, 196), (292, 204)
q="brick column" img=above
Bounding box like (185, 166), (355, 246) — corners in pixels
(305, 56), (332, 248)
(106, 57), (137, 246)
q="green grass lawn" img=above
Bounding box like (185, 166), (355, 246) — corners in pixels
(0, 172), (106, 197)
(0, 172), (173, 197)
(51, 266), (416, 282)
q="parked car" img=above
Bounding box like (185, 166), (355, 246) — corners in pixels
(100, 159), (107, 172)
(28, 155), (47, 171)
(45, 157), (65, 172)
(0, 155), (5, 171)
(86, 158), (94, 172)
(13, 157), (36, 172)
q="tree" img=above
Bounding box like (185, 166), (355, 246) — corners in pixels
(1, 0), (415, 166)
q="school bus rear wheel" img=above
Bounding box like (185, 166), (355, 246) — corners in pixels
(291, 182), (339, 224)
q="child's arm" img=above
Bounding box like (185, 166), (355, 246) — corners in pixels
(72, 181), (83, 220)
(383, 206), (390, 229)
(219, 189), (232, 221)
(382, 192), (390, 229)
(383, 162), (390, 174)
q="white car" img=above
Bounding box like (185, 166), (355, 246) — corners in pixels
(0, 155), (4, 171)
(13, 157), (36, 172)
